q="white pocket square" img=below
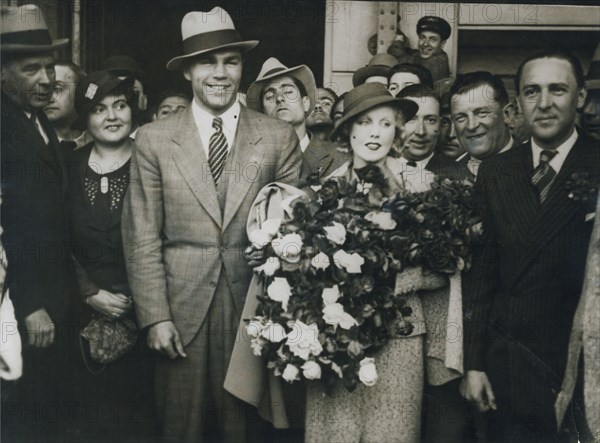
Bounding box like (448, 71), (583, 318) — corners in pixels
(585, 212), (595, 222)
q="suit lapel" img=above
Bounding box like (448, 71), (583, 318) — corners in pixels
(511, 136), (593, 287)
(171, 108), (222, 228)
(38, 112), (69, 195)
(222, 107), (264, 232)
(499, 145), (539, 241)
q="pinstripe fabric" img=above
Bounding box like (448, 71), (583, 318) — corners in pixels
(208, 117), (228, 183)
(462, 134), (600, 436)
(532, 149), (557, 203)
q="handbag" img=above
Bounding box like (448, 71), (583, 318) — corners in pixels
(80, 314), (138, 364)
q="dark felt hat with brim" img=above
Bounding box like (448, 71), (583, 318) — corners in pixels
(166, 7), (258, 71)
(352, 53), (399, 87)
(330, 83), (418, 141)
(246, 57), (317, 114)
(1, 4), (69, 53)
(75, 71), (135, 120)
(417, 16), (452, 41)
(586, 43), (600, 90)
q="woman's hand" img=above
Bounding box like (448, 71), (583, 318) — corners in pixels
(85, 289), (133, 318)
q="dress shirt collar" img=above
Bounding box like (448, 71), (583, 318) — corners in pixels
(192, 99), (240, 137)
(300, 133), (310, 153)
(531, 128), (578, 174)
(399, 152), (434, 170)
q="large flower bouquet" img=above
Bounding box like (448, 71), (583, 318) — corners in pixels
(246, 165), (479, 393)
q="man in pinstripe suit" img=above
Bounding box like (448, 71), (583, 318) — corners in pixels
(461, 48), (599, 442)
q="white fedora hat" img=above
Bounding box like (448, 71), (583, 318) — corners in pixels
(166, 7), (258, 71)
(1, 4), (68, 52)
(246, 57), (317, 114)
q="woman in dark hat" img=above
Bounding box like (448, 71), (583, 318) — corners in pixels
(67, 70), (155, 442)
(303, 83), (435, 443)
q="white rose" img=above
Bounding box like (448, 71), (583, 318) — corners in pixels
(282, 364), (300, 383)
(248, 218), (282, 248)
(322, 303), (358, 330)
(271, 233), (303, 263)
(323, 222), (347, 245)
(255, 257), (281, 276)
(248, 229), (271, 249)
(301, 361), (322, 380)
(311, 251), (330, 270)
(333, 250), (365, 273)
(246, 319), (263, 338)
(250, 338), (264, 356)
(267, 277), (292, 311)
(261, 321), (287, 343)
(322, 285), (341, 306)
(286, 320), (323, 360)
(365, 211), (397, 230)
(358, 357), (378, 386)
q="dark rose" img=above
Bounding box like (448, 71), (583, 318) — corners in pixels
(320, 179), (340, 209)
(291, 201), (310, 223)
(355, 165), (388, 190)
(382, 197), (410, 219)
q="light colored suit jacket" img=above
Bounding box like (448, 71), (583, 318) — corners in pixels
(122, 105), (302, 345)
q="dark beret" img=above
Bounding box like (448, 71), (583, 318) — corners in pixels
(417, 16), (451, 41)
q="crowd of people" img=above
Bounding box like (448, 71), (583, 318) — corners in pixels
(1, 3), (599, 443)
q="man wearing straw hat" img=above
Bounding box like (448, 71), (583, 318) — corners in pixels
(1, 4), (74, 441)
(122, 7), (302, 442)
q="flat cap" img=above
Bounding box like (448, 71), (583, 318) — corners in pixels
(417, 16), (451, 41)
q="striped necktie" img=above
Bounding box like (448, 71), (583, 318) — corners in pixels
(532, 149), (558, 203)
(208, 117), (228, 184)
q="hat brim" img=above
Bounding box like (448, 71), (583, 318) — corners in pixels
(246, 64), (317, 115)
(330, 96), (418, 141)
(352, 65), (393, 87)
(586, 79), (600, 90)
(166, 40), (259, 71)
(1, 38), (69, 53)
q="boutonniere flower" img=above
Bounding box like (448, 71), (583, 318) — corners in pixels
(566, 172), (599, 203)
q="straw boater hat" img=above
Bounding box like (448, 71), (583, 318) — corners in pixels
(352, 53), (399, 87)
(330, 82), (418, 141)
(166, 7), (258, 71)
(246, 58), (317, 114)
(586, 43), (600, 91)
(1, 4), (69, 52)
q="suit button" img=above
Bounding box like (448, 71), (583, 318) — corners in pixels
(209, 281), (217, 288)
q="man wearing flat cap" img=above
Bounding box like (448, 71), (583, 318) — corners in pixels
(409, 16), (452, 82)
(247, 58), (348, 181)
(122, 7), (302, 442)
(1, 4), (74, 441)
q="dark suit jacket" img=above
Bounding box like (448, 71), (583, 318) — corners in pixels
(0, 94), (73, 323)
(301, 135), (349, 182)
(425, 152), (466, 181)
(463, 133), (600, 415)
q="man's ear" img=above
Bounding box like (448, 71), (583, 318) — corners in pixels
(441, 39), (447, 49)
(577, 86), (588, 110)
(503, 102), (515, 125)
(302, 96), (311, 114)
(183, 68), (191, 82)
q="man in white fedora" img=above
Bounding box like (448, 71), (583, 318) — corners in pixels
(122, 7), (302, 442)
(247, 58), (348, 180)
(1, 4), (74, 442)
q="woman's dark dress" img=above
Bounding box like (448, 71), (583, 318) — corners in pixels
(68, 143), (156, 442)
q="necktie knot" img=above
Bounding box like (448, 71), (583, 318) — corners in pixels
(29, 112), (37, 124)
(467, 158), (481, 177)
(539, 149), (557, 166)
(212, 117), (223, 131)
(406, 161), (417, 168)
